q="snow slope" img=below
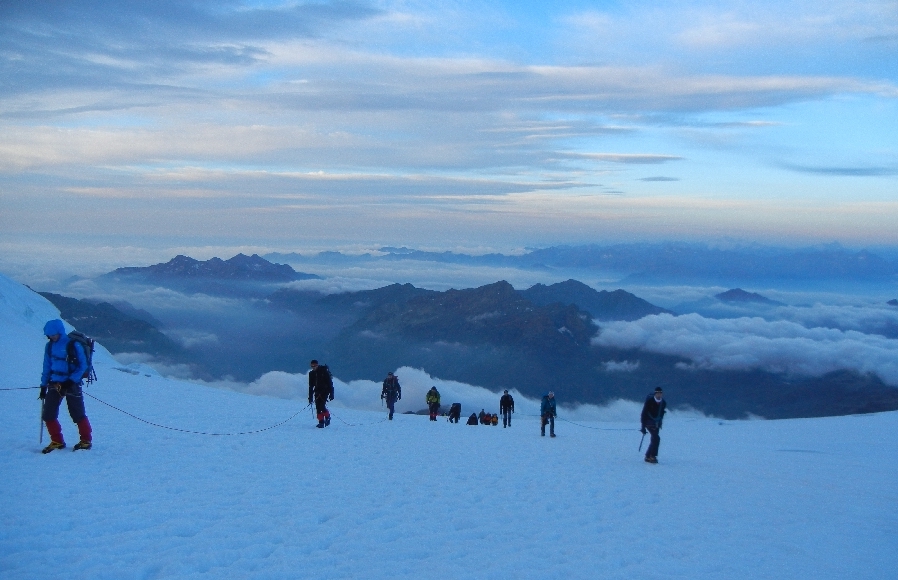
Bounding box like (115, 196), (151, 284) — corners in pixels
(1, 273), (895, 579)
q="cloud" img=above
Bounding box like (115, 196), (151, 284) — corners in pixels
(603, 360), (641, 372)
(638, 176), (680, 182)
(281, 277), (386, 295)
(573, 153), (683, 164)
(165, 329), (220, 348)
(196, 365), (695, 422)
(779, 163), (898, 177)
(593, 313), (898, 385)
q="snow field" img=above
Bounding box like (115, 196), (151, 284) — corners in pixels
(2, 370), (895, 579)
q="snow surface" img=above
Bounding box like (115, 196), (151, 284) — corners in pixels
(1, 272), (896, 579)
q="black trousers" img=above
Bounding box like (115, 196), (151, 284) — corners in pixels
(502, 409), (512, 427)
(646, 425), (661, 458)
(541, 414), (554, 435)
(42, 384), (86, 423)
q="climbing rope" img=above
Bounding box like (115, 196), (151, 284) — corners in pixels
(84, 392), (310, 436)
(329, 411), (390, 427)
(520, 412), (637, 431)
(556, 416), (639, 431)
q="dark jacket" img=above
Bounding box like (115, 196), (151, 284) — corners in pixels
(381, 376), (401, 403)
(641, 394), (667, 429)
(500, 393), (514, 413)
(466, 413), (478, 425)
(41, 319), (87, 386)
(308, 365), (334, 402)
(540, 395), (556, 417)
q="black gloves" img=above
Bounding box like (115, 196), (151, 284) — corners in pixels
(38, 386), (47, 400)
(640, 426), (647, 435)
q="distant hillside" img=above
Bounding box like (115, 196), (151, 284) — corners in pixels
(715, 288), (783, 306)
(270, 281), (898, 419)
(99, 254), (320, 296)
(520, 279), (671, 320)
(39, 292), (186, 360)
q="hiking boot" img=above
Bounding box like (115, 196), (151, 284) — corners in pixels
(541, 432), (545, 436)
(324, 416), (331, 427)
(316, 421), (325, 428)
(550, 433), (556, 438)
(645, 456), (658, 464)
(42, 441), (66, 454)
(73, 441), (92, 451)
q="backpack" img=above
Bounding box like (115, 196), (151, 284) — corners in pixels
(319, 364), (333, 387)
(46, 331), (97, 385)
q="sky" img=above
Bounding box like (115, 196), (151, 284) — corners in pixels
(1, 0), (897, 267)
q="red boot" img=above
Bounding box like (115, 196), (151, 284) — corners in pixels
(77, 417), (92, 442)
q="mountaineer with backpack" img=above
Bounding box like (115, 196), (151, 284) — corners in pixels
(540, 391), (557, 437)
(39, 319), (94, 453)
(447, 402), (462, 423)
(499, 389), (514, 428)
(308, 360), (334, 428)
(381, 371), (401, 420)
(426, 386), (441, 421)
(641, 387), (667, 464)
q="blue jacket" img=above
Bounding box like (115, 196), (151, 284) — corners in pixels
(41, 319), (87, 386)
(540, 394), (556, 417)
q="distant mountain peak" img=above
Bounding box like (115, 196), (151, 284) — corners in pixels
(110, 254), (317, 282)
(520, 279), (670, 321)
(888, 299), (898, 307)
(715, 288), (781, 305)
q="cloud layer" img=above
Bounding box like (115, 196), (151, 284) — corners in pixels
(1, 0), (896, 251)
(593, 313), (898, 385)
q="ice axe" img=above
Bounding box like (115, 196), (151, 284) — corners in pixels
(638, 430), (646, 452)
(39, 397), (44, 445)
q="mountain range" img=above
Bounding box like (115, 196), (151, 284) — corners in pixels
(38, 253), (898, 419)
(100, 254), (319, 296)
(266, 242), (898, 284)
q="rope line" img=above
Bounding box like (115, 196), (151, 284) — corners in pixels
(84, 392), (309, 436)
(0, 386), (41, 391)
(556, 417), (639, 431)
(522, 413), (637, 431)
(329, 411), (390, 427)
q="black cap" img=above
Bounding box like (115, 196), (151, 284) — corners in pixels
(310, 359), (318, 365)
(654, 387), (663, 393)
(504, 389), (508, 394)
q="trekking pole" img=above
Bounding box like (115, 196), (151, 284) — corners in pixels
(38, 398), (44, 445)
(638, 431), (646, 452)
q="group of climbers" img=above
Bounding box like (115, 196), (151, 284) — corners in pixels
(36, 317), (667, 463)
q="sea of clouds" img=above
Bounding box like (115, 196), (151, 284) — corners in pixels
(593, 313), (898, 385)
